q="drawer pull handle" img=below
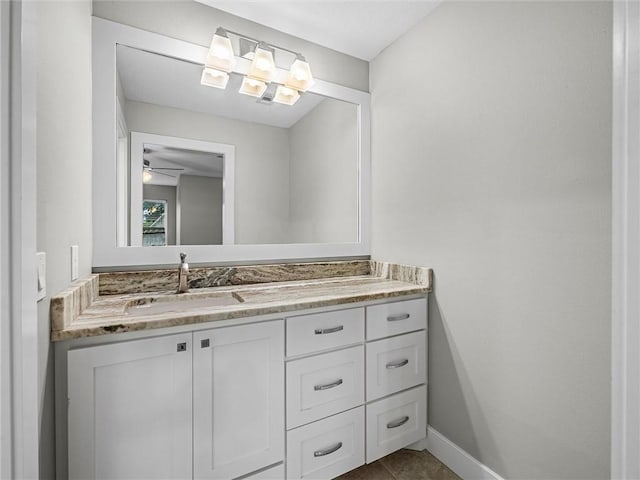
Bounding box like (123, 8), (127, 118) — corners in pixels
(314, 378), (343, 391)
(387, 416), (410, 429)
(386, 359), (409, 369)
(315, 325), (344, 335)
(387, 313), (410, 322)
(313, 442), (343, 457)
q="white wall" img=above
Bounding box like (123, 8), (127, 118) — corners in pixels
(35, 0), (93, 477)
(125, 100), (291, 245)
(370, 2), (611, 479)
(92, 0), (369, 92)
(178, 175), (222, 245)
(288, 98), (359, 243)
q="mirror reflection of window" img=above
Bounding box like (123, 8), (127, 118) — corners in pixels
(142, 200), (168, 246)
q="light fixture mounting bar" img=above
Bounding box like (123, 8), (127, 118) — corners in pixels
(223, 29), (302, 58)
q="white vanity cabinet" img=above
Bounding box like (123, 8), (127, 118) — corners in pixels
(63, 296), (427, 480)
(67, 333), (194, 480)
(67, 321), (284, 480)
(364, 298), (428, 463)
(193, 322), (284, 479)
(284, 297), (428, 479)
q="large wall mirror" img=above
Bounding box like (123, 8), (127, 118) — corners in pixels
(93, 18), (370, 268)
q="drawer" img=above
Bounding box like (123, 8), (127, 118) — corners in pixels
(366, 330), (426, 401)
(245, 463), (285, 479)
(286, 346), (364, 429)
(366, 386), (427, 463)
(366, 298), (427, 341)
(286, 407), (365, 480)
(287, 308), (364, 357)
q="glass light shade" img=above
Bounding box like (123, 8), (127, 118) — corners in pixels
(142, 170), (152, 183)
(206, 29), (235, 72)
(248, 45), (276, 83)
(200, 67), (229, 89)
(273, 85), (301, 106)
(285, 57), (314, 92)
(239, 76), (267, 97)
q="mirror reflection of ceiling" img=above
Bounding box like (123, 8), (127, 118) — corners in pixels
(116, 45), (326, 129)
(144, 143), (224, 187)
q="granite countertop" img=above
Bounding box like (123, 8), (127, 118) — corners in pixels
(51, 260), (432, 342)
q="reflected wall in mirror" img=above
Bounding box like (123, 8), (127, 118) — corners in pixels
(116, 44), (359, 247)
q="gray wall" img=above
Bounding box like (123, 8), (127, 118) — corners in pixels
(35, 0), (93, 477)
(288, 99), (359, 243)
(143, 184), (177, 245)
(178, 175), (222, 245)
(92, 0), (369, 91)
(370, 2), (611, 479)
(125, 100), (291, 245)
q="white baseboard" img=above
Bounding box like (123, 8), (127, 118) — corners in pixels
(408, 426), (504, 480)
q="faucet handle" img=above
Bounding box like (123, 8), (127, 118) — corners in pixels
(180, 252), (187, 263)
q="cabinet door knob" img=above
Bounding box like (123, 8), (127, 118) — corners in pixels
(176, 342), (187, 352)
(313, 378), (343, 391)
(387, 313), (410, 322)
(386, 358), (409, 369)
(314, 325), (344, 335)
(386, 416), (410, 429)
(313, 442), (343, 457)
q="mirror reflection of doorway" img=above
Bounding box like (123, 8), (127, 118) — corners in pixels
(142, 199), (168, 246)
(128, 132), (235, 247)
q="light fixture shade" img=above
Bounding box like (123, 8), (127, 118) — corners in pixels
(200, 67), (229, 89)
(239, 76), (267, 97)
(142, 170), (152, 183)
(273, 85), (301, 106)
(206, 27), (235, 72)
(248, 44), (276, 83)
(286, 56), (314, 92)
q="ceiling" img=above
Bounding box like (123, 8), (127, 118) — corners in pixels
(143, 144), (224, 187)
(196, 1), (441, 61)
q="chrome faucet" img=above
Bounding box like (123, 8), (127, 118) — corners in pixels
(177, 252), (189, 293)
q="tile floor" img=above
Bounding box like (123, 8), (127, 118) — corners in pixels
(336, 449), (461, 480)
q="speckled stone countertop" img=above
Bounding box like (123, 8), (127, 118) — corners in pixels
(51, 260), (432, 342)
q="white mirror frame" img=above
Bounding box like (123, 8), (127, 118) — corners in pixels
(129, 132), (235, 247)
(92, 17), (371, 268)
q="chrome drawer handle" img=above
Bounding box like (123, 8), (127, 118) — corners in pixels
(387, 313), (410, 322)
(314, 378), (343, 391)
(315, 325), (344, 335)
(386, 359), (409, 369)
(386, 416), (410, 429)
(313, 442), (343, 457)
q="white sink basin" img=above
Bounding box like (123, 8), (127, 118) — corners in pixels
(126, 292), (243, 316)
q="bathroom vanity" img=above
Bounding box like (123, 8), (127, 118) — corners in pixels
(52, 261), (431, 480)
(60, 10), (429, 479)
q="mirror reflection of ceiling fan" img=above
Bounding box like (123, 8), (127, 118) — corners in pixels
(142, 158), (184, 182)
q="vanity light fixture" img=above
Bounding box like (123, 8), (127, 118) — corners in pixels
(285, 55), (314, 92)
(247, 43), (276, 83)
(273, 85), (300, 105)
(142, 170), (153, 183)
(200, 67), (229, 89)
(239, 77), (268, 97)
(206, 27), (235, 72)
(201, 27), (314, 106)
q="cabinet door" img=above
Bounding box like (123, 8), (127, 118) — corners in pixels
(194, 321), (285, 479)
(67, 333), (193, 480)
